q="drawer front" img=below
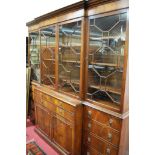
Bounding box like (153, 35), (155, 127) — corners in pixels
(56, 107), (74, 122)
(34, 92), (42, 104)
(84, 106), (122, 131)
(31, 85), (36, 92)
(42, 93), (54, 103)
(84, 118), (120, 146)
(32, 91), (35, 101)
(84, 131), (118, 155)
(34, 89), (42, 96)
(53, 98), (75, 113)
(42, 100), (56, 112)
(42, 93), (75, 113)
(83, 144), (100, 155)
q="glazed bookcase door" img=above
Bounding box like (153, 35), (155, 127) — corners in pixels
(87, 11), (128, 109)
(58, 20), (82, 97)
(29, 31), (40, 82)
(40, 26), (56, 87)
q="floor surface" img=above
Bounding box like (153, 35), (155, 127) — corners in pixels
(26, 119), (59, 155)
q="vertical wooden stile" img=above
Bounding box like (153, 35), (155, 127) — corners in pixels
(80, 10), (89, 100)
(55, 24), (59, 90)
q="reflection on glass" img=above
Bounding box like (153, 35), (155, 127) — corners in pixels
(59, 21), (81, 96)
(87, 13), (127, 106)
(40, 26), (56, 87)
(29, 32), (40, 82)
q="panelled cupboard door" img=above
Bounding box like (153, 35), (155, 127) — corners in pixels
(36, 105), (44, 130)
(53, 115), (73, 154)
(35, 105), (51, 137)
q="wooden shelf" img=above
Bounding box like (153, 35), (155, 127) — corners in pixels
(43, 59), (55, 61)
(90, 62), (117, 67)
(90, 36), (121, 40)
(41, 45), (55, 48)
(59, 76), (121, 95)
(62, 60), (80, 63)
(88, 84), (121, 95)
(59, 76), (80, 85)
(60, 44), (81, 48)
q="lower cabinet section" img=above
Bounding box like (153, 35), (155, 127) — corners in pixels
(34, 87), (82, 155)
(33, 85), (128, 155)
(82, 106), (129, 155)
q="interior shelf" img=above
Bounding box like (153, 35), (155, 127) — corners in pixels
(43, 59), (55, 61)
(62, 60), (80, 63)
(90, 62), (118, 67)
(59, 76), (121, 95)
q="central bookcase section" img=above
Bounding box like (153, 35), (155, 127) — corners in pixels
(58, 20), (82, 97)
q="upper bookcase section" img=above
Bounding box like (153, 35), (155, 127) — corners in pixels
(26, 0), (129, 32)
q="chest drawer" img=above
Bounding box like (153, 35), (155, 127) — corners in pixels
(53, 98), (75, 113)
(84, 131), (118, 155)
(34, 91), (42, 104)
(56, 107), (74, 122)
(42, 92), (75, 113)
(42, 93), (54, 103)
(41, 99), (56, 112)
(83, 144), (100, 155)
(84, 106), (122, 131)
(84, 118), (120, 146)
(31, 85), (36, 92)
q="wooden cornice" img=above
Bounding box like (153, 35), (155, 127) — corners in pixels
(26, 0), (119, 27)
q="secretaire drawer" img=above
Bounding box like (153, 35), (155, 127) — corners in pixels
(34, 89), (42, 96)
(41, 99), (56, 112)
(34, 91), (42, 104)
(56, 107), (74, 122)
(42, 93), (54, 103)
(31, 85), (36, 92)
(84, 131), (118, 155)
(84, 118), (120, 146)
(53, 98), (75, 113)
(84, 106), (122, 131)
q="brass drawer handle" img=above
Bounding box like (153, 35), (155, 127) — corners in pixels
(59, 108), (63, 113)
(88, 110), (92, 116)
(108, 133), (112, 141)
(106, 148), (111, 155)
(87, 152), (90, 155)
(88, 123), (91, 128)
(88, 137), (91, 142)
(109, 118), (113, 126)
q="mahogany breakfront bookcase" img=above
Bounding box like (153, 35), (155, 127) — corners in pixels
(27, 0), (129, 155)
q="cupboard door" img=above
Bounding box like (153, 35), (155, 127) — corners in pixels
(35, 105), (51, 137)
(53, 115), (73, 154)
(36, 105), (44, 131)
(43, 109), (51, 137)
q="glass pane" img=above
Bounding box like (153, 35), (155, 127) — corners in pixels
(87, 12), (127, 106)
(40, 26), (56, 87)
(59, 21), (81, 96)
(29, 31), (40, 82)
